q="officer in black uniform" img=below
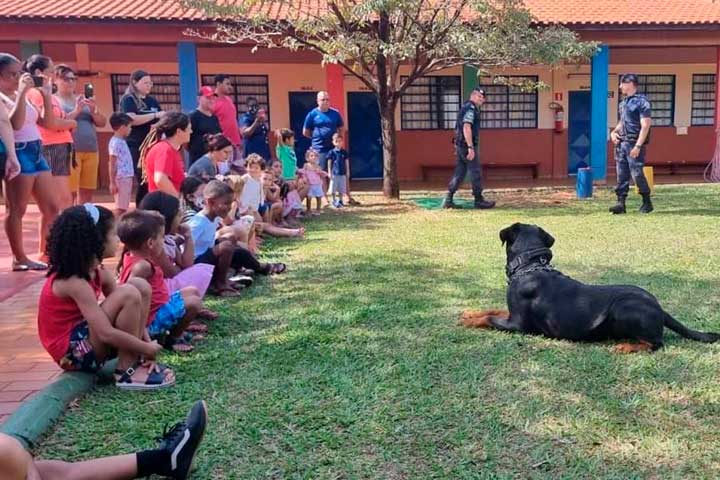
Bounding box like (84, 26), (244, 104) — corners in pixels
(442, 86), (495, 209)
(609, 73), (653, 214)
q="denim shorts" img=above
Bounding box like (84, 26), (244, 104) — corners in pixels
(16, 140), (50, 175)
(148, 290), (186, 338)
(308, 184), (325, 198)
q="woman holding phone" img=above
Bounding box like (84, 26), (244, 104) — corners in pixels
(119, 69), (164, 205)
(56, 64), (106, 204)
(25, 55), (77, 210)
(0, 53), (61, 270)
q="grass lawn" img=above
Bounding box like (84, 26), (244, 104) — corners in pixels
(37, 184), (720, 479)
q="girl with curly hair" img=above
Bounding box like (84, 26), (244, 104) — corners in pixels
(38, 204), (175, 390)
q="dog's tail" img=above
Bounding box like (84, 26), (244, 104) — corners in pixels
(664, 313), (720, 343)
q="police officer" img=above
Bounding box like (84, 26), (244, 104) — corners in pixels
(609, 73), (653, 214)
(442, 86), (495, 209)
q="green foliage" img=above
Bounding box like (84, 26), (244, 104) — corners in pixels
(37, 185), (720, 478)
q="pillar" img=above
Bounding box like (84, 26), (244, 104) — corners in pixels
(463, 65), (479, 100)
(715, 46), (720, 129)
(324, 63), (346, 116)
(177, 42), (199, 113)
(590, 44), (609, 182)
(19, 41), (41, 58)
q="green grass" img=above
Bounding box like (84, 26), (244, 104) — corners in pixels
(37, 184), (720, 479)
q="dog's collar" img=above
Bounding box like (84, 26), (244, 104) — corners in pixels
(506, 247), (554, 283)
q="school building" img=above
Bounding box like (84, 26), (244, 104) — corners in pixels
(0, 0), (718, 187)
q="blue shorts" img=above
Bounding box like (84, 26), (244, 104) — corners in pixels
(308, 184), (325, 198)
(148, 291), (186, 338)
(16, 140), (50, 175)
(258, 201), (272, 215)
(58, 320), (116, 373)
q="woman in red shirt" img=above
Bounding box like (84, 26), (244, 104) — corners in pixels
(139, 112), (191, 197)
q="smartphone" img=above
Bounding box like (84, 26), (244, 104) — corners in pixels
(31, 75), (43, 88)
(84, 83), (94, 99)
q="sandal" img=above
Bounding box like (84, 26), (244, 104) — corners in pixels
(186, 321), (208, 334)
(164, 336), (194, 354)
(198, 308), (219, 320)
(12, 260), (48, 271)
(210, 286), (243, 298)
(348, 198), (361, 206)
(115, 361), (175, 391)
(183, 332), (206, 344)
(229, 274), (253, 287)
(268, 263), (287, 275)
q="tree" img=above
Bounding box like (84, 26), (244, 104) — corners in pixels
(183, 0), (598, 198)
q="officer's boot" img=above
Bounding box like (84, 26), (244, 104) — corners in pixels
(474, 194), (496, 210)
(608, 195), (626, 214)
(639, 193), (654, 214)
(441, 193), (462, 209)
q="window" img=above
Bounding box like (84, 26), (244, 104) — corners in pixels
(200, 75), (270, 124)
(478, 76), (538, 129)
(401, 76), (461, 129)
(617, 74), (675, 126)
(111, 74), (181, 112)
(691, 74), (715, 126)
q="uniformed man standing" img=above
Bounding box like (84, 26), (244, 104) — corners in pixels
(609, 74), (653, 214)
(442, 86), (495, 209)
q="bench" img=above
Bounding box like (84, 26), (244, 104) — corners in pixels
(421, 161), (540, 181)
(645, 159), (708, 174)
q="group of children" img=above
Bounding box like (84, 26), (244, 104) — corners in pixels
(35, 111), (361, 391)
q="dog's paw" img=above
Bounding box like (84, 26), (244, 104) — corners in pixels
(613, 342), (653, 354)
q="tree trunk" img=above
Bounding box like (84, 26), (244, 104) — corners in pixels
(379, 100), (400, 199)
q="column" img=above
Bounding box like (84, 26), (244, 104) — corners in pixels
(590, 44), (609, 182)
(177, 42), (199, 113)
(325, 63), (346, 116)
(20, 41), (41, 58)
(715, 46), (720, 129)
(463, 64), (479, 100)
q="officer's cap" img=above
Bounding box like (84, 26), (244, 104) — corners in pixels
(472, 86), (486, 96)
(620, 73), (639, 85)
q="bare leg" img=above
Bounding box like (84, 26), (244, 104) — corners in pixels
(48, 174), (73, 211)
(0, 433), (32, 480)
(262, 223), (304, 238)
(3, 175), (34, 263)
(32, 172), (60, 257)
(78, 188), (94, 204)
(34, 454), (138, 480)
(170, 288), (202, 337)
(210, 241), (233, 290)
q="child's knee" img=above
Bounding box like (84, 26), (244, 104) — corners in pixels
(125, 277), (151, 299)
(182, 294), (202, 314)
(181, 286), (200, 298)
(0, 433), (32, 480)
(116, 283), (142, 306)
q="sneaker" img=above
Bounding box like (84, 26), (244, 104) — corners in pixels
(337, 200), (345, 208)
(157, 400), (208, 479)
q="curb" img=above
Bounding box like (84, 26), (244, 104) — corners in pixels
(0, 361), (115, 449)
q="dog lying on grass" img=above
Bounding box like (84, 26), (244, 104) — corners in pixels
(460, 223), (720, 353)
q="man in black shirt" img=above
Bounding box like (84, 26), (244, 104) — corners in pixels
(442, 86), (495, 209)
(188, 87), (222, 164)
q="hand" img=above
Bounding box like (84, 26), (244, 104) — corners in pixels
(466, 147), (475, 161)
(39, 75), (53, 97)
(84, 98), (97, 111)
(258, 109), (267, 121)
(177, 223), (191, 239)
(610, 131), (620, 145)
(4, 154), (20, 181)
(629, 146), (640, 159)
(144, 340), (163, 359)
(73, 95), (85, 114)
(17, 73), (34, 96)
(110, 182), (118, 195)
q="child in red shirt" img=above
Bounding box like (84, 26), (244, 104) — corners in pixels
(37, 204), (174, 390)
(117, 209), (202, 353)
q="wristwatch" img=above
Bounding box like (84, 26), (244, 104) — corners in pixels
(634, 144), (642, 148)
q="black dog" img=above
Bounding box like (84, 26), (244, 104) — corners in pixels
(461, 223), (720, 352)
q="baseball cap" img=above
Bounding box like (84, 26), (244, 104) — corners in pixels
(472, 86), (486, 96)
(198, 86), (217, 97)
(620, 73), (639, 85)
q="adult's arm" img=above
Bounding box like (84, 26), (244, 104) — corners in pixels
(153, 171), (179, 197)
(120, 95), (160, 126)
(241, 115), (262, 138)
(302, 111), (313, 139)
(636, 117), (652, 147)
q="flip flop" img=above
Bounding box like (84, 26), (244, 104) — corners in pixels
(12, 260), (48, 271)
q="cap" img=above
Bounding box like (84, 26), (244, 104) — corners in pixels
(198, 86), (217, 98)
(620, 73), (639, 85)
(472, 86), (486, 96)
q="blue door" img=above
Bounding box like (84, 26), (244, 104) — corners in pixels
(568, 91), (591, 175)
(348, 92), (383, 179)
(288, 91), (317, 167)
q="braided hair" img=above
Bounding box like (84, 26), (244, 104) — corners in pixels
(137, 111), (189, 184)
(46, 205), (114, 280)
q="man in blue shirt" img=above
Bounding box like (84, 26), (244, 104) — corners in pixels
(302, 91), (344, 171)
(609, 73), (653, 214)
(240, 97), (271, 162)
(442, 86), (495, 209)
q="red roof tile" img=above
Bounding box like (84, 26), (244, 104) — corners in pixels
(0, 0), (718, 26)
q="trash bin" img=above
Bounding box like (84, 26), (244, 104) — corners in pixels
(576, 167), (593, 198)
(635, 166), (654, 194)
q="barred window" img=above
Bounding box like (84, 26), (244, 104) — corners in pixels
(618, 74), (675, 126)
(111, 74), (181, 112)
(691, 74), (715, 126)
(201, 75), (270, 124)
(400, 76), (461, 130)
(478, 76), (538, 129)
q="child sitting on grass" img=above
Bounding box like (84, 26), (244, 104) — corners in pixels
(118, 210), (203, 354)
(302, 148), (329, 215)
(180, 176), (207, 223)
(139, 191), (218, 324)
(38, 204), (175, 390)
(270, 160), (305, 226)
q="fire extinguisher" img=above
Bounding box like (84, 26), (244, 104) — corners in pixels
(549, 102), (564, 133)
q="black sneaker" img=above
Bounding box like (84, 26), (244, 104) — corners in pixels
(441, 197), (462, 209)
(473, 198), (496, 209)
(157, 400), (208, 479)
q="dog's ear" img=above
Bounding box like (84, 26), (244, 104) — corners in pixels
(499, 223), (521, 246)
(537, 226), (555, 248)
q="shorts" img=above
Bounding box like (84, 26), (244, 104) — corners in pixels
(318, 151), (329, 171)
(15, 140), (50, 175)
(308, 184), (325, 198)
(114, 176), (134, 210)
(329, 175), (347, 194)
(68, 151), (99, 190)
(258, 201), (272, 215)
(148, 290), (186, 338)
(58, 320), (115, 373)
(43, 142), (74, 176)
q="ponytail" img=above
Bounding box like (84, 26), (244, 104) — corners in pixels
(137, 112), (189, 184)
